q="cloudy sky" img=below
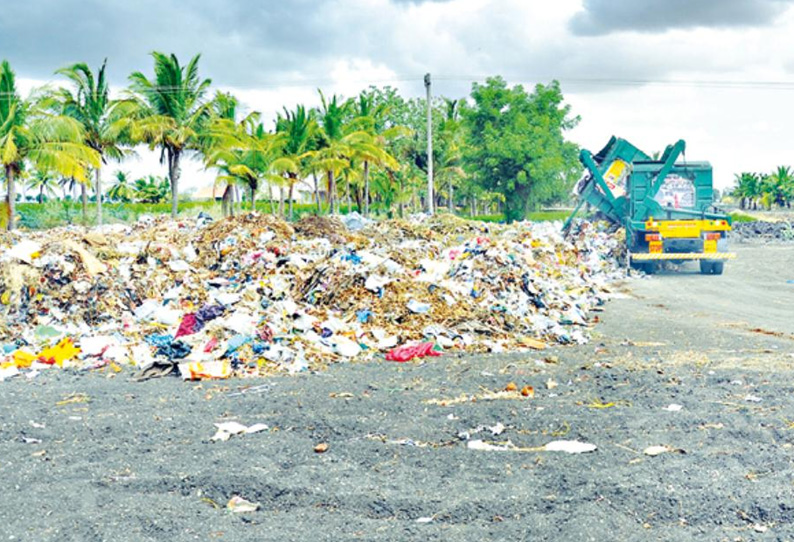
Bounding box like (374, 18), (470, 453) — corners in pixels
(2, 0), (794, 191)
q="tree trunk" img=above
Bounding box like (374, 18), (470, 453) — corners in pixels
(363, 161), (370, 216)
(354, 186), (362, 214)
(168, 148), (180, 218)
(448, 178), (454, 213)
(278, 186), (285, 217)
(250, 184), (256, 212)
(327, 171), (336, 215)
(95, 166), (103, 226)
(288, 177), (295, 220)
(268, 183), (276, 215)
(312, 173), (321, 215)
(345, 178), (351, 213)
(81, 182), (88, 223)
(396, 174), (404, 218)
(222, 185), (233, 217)
(6, 166), (16, 231)
(39, 185), (44, 204)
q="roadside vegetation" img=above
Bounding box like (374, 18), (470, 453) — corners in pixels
(4, 53), (786, 231)
(729, 168), (794, 210)
(1, 54), (581, 230)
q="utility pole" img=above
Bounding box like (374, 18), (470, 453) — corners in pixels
(424, 73), (434, 215)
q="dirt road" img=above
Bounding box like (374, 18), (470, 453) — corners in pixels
(1, 244), (793, 541)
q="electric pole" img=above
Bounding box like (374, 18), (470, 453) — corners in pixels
(424, 73), (434, 215)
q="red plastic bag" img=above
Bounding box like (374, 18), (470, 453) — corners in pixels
(385, 342), (442, 362)
(175, 313), (199, 339)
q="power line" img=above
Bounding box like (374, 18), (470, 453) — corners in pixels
(434, 74), (794, 91)
(4, 74), (794, 101)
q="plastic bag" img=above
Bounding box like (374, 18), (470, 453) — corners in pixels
(385, 342), (442, 362)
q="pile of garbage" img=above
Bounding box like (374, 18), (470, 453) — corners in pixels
(0, 213), (626, 382)
(732, 220), (794, 243)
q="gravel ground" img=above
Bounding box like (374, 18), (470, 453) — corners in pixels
(1, 244), (793, 542)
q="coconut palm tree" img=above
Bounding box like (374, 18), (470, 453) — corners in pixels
(437, 98), (466, 213)
(314, 91), (351, 215)
(55, 59), (125, 225)
(134, 175), (170, 204)
(206, 112), (296, 217)
(27, 169), (59, 203)
(276, 105), (316, 219)
(107, 170), (135, 202)
(59, 176), (79, 200)
(126, 52), (212, 218)
(732, 172), (759, 210)
(765, 166), (794, 208)
(0, 60), (100, 230)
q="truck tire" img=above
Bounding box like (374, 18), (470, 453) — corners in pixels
(699, 261), (724, 275)
(643, 262), (658, 275)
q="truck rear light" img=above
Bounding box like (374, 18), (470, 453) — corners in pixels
(705, 233), (720, 240)
(645, 234), (661, 241)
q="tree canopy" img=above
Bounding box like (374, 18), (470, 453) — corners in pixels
(462, 77), (580, 222)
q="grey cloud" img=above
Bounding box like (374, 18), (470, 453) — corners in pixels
(0, 0), (453, 88)
(570, 0), (794, 36)
(0, 0), (769, 102)
(0, 0), (345, 87)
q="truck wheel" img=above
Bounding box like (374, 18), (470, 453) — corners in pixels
(643, 262), (658, 275)
(711, 262), (724, 275)
(699, 261), (713, 274)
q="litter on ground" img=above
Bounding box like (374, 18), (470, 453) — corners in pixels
(0, 214), (625, 381)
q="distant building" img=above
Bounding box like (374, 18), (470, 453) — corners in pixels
(192, 180), (323, 204)
(193, 185), (224, 201)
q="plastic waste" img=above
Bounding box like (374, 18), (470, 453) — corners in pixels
(406, 299), (431, 314)
(386, 342), (442, 362)
(0, 214), (626, 383)
(333, 336), (362, 358)
(178, 360), (232, 380)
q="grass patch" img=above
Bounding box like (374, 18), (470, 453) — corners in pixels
(729, 211), (758, 223)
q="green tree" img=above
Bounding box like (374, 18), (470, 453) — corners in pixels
(276, 105), (316, 219)
(367, 86), (447, 214)
(436, 97), (466, 213)
(731, 172), (760, 210)
(313, 91), (352, 214)
(59, 176), (80, 200)
(765, 166), (794, 208)
(348, 90), (406, 215)
(56, 59), (125, 225)
(126, 52), (212, 218)
(107, 170), (135, 202)
(0, 60), (100, 230)
(462, 77), (580, 222)
(204, 93), (297, 217)
(134, 175), (170, 203)
(28, 169), (59, 203)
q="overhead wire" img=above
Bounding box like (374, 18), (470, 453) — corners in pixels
(3, 74), (794, 99)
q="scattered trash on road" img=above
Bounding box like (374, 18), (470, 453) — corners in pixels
(226, 495), (260, 513)
(211, 421), (269, 442)
(467, 439), (597, 453)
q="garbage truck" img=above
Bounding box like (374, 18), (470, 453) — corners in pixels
(564, 137), (735, 274)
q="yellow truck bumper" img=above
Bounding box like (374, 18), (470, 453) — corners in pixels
(631, 252), (736, 261)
